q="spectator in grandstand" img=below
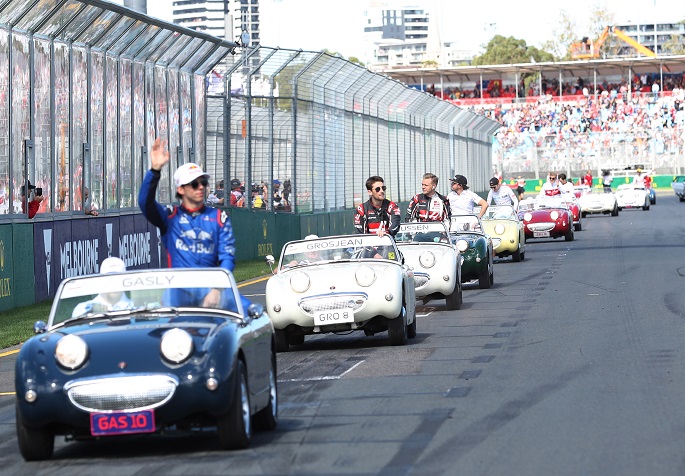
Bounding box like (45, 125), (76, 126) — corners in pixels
(447, 174), (487, 218)
(272, 179), (285, 210)
(207, 180), (225, 206)
(558, 173), (574, 195)
(486, 177), (518, 211)
(354, 176), (401, 237)
(516, 176), (526, 200)
(539, 173), (561, 197)
(406, 173), (450, 222)
(584, 170), (593, 187)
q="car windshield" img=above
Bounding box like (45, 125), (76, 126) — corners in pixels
(449, 215), (482, 233)
(395, 222), (449, 243)
(51, 268), (239, 327)
(280, 235), (399, 270)
(482, 205), (516, 220)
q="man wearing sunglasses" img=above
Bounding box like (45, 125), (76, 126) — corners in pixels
(354, 175), (401, 237)
(539, 172), (561, 197)
(139, 138), (249, 310)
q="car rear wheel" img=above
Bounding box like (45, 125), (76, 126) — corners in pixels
(253, 352), (278, 431)
(611, 205), (619, 216)
(565, 229), (575, 241)
(217, 360), (251, 450)
(407, 313), (417, 338)
(16, 406), (54, 461)
(445, 280), (462, 310)
(581, 211), (587, 218)
(574, 222), (582, 231)
(274, 329), (289, 352)
(643, 203), (650, 211)
(387, 304), (408, 346)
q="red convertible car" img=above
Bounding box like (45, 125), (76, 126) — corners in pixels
(518, 198), (575, 242)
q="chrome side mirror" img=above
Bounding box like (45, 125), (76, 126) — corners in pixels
(33, 321), (47, 334)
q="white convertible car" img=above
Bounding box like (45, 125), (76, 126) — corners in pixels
(395, 221), (463, 310)
(265, 234), (416, 352)
(578, 188), (619, 217)
(615, 183), (650, 211)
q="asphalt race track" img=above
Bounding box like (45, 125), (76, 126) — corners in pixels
(1, 190), (685, 475)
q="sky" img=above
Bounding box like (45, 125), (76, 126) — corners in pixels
(120, 0), (685, 59)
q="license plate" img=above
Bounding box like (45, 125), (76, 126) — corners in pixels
(314, 308), (354, 326)
(90, 409), (156, 436)
(533, 231), (550, 238)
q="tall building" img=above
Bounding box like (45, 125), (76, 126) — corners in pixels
(362, 3), (468, 71)
(172, 0), (260, 45)
(613, 21), (685, 55)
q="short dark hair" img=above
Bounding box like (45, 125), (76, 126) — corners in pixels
(366, 176), (385, 191)
(558, 173), (567, 180)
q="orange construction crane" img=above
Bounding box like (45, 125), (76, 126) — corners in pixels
(570, 26), (656, 60)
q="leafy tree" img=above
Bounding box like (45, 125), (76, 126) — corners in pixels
(662, 20), (685, 55)
(471, 35), (554, 66)
(542, 10), (577, 60)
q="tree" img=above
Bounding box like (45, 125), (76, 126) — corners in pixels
(662, 20), (685, 55)
(471, 35), (554, 66)
(541, 10), (577, 60)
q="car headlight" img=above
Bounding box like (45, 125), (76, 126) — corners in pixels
(160, 328), (194, 364)
(523, 212), (532, 222)
(550, 210), (559, 220)
(355, 265), (376, 287)
(494, 224), (505, 235)
(418, 251), (436, 268)
(457, 239), (469, 252)
(290, 271), (311, 293)
(55, 334), (88, 370)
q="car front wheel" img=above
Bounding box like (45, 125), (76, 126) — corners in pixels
(445, 280), (462, 310)
(387, 305), (408, 346)
(274, 329), (289, 352)
(217, 360), (251, 450)
(16, 406), (54, 461)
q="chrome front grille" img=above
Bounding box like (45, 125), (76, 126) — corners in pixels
(65, 374), (179, 412)
(298, 293), (367, 315)
(528, 223), (554, 232)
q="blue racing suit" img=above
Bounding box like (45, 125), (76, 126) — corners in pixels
(139, 169), (251, 310)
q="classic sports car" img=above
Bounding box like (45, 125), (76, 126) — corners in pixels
(395, 221), (463, 310)
(672, 176), (685, 202)
(518, 197), (575, 242)
(15, 268), (277, 461)
(265, 234), (417, 351)
(479, 205), (525, 262)
(578, 188), (619, 217)
(573, 184), (591, 199)
(615, 183), (650, 211)
(449, 215), (494, 289)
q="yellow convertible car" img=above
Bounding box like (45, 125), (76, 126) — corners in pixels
(480, 205), (526, 262)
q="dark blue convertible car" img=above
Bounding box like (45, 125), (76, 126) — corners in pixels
(15, 268), (277, 461)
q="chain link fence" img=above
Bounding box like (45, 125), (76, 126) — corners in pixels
(206, 47), (501, 214)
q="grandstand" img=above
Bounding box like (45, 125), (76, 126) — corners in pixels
(385, 56), (685, 181)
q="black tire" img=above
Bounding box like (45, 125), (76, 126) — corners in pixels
(643, 203), (650, 211)
(512, 246), (522, 262)
(611, 205), (619, 216)
(478, 265), (492, 289)
(618, 206), (623, 211)
(680, 196), (685, 202)
(581, 211), (587, 218)
(387, 305), (408, 346)
(574, 222), (582, 231)
(274, 329), (289, 353)
(217, 360), (251, 450)
(407, 314), (417, 338)
(565, 229), (575, 241)
(445, 280), (462, 310)
(16, 406), (54, 461)
(253, 352), (278, 431)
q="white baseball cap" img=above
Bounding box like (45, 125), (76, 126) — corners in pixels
(100, 257), (127, 274)
(174, 163), (210, 188)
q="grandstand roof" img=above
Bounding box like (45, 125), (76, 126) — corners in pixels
(382, 55), (685, 86)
